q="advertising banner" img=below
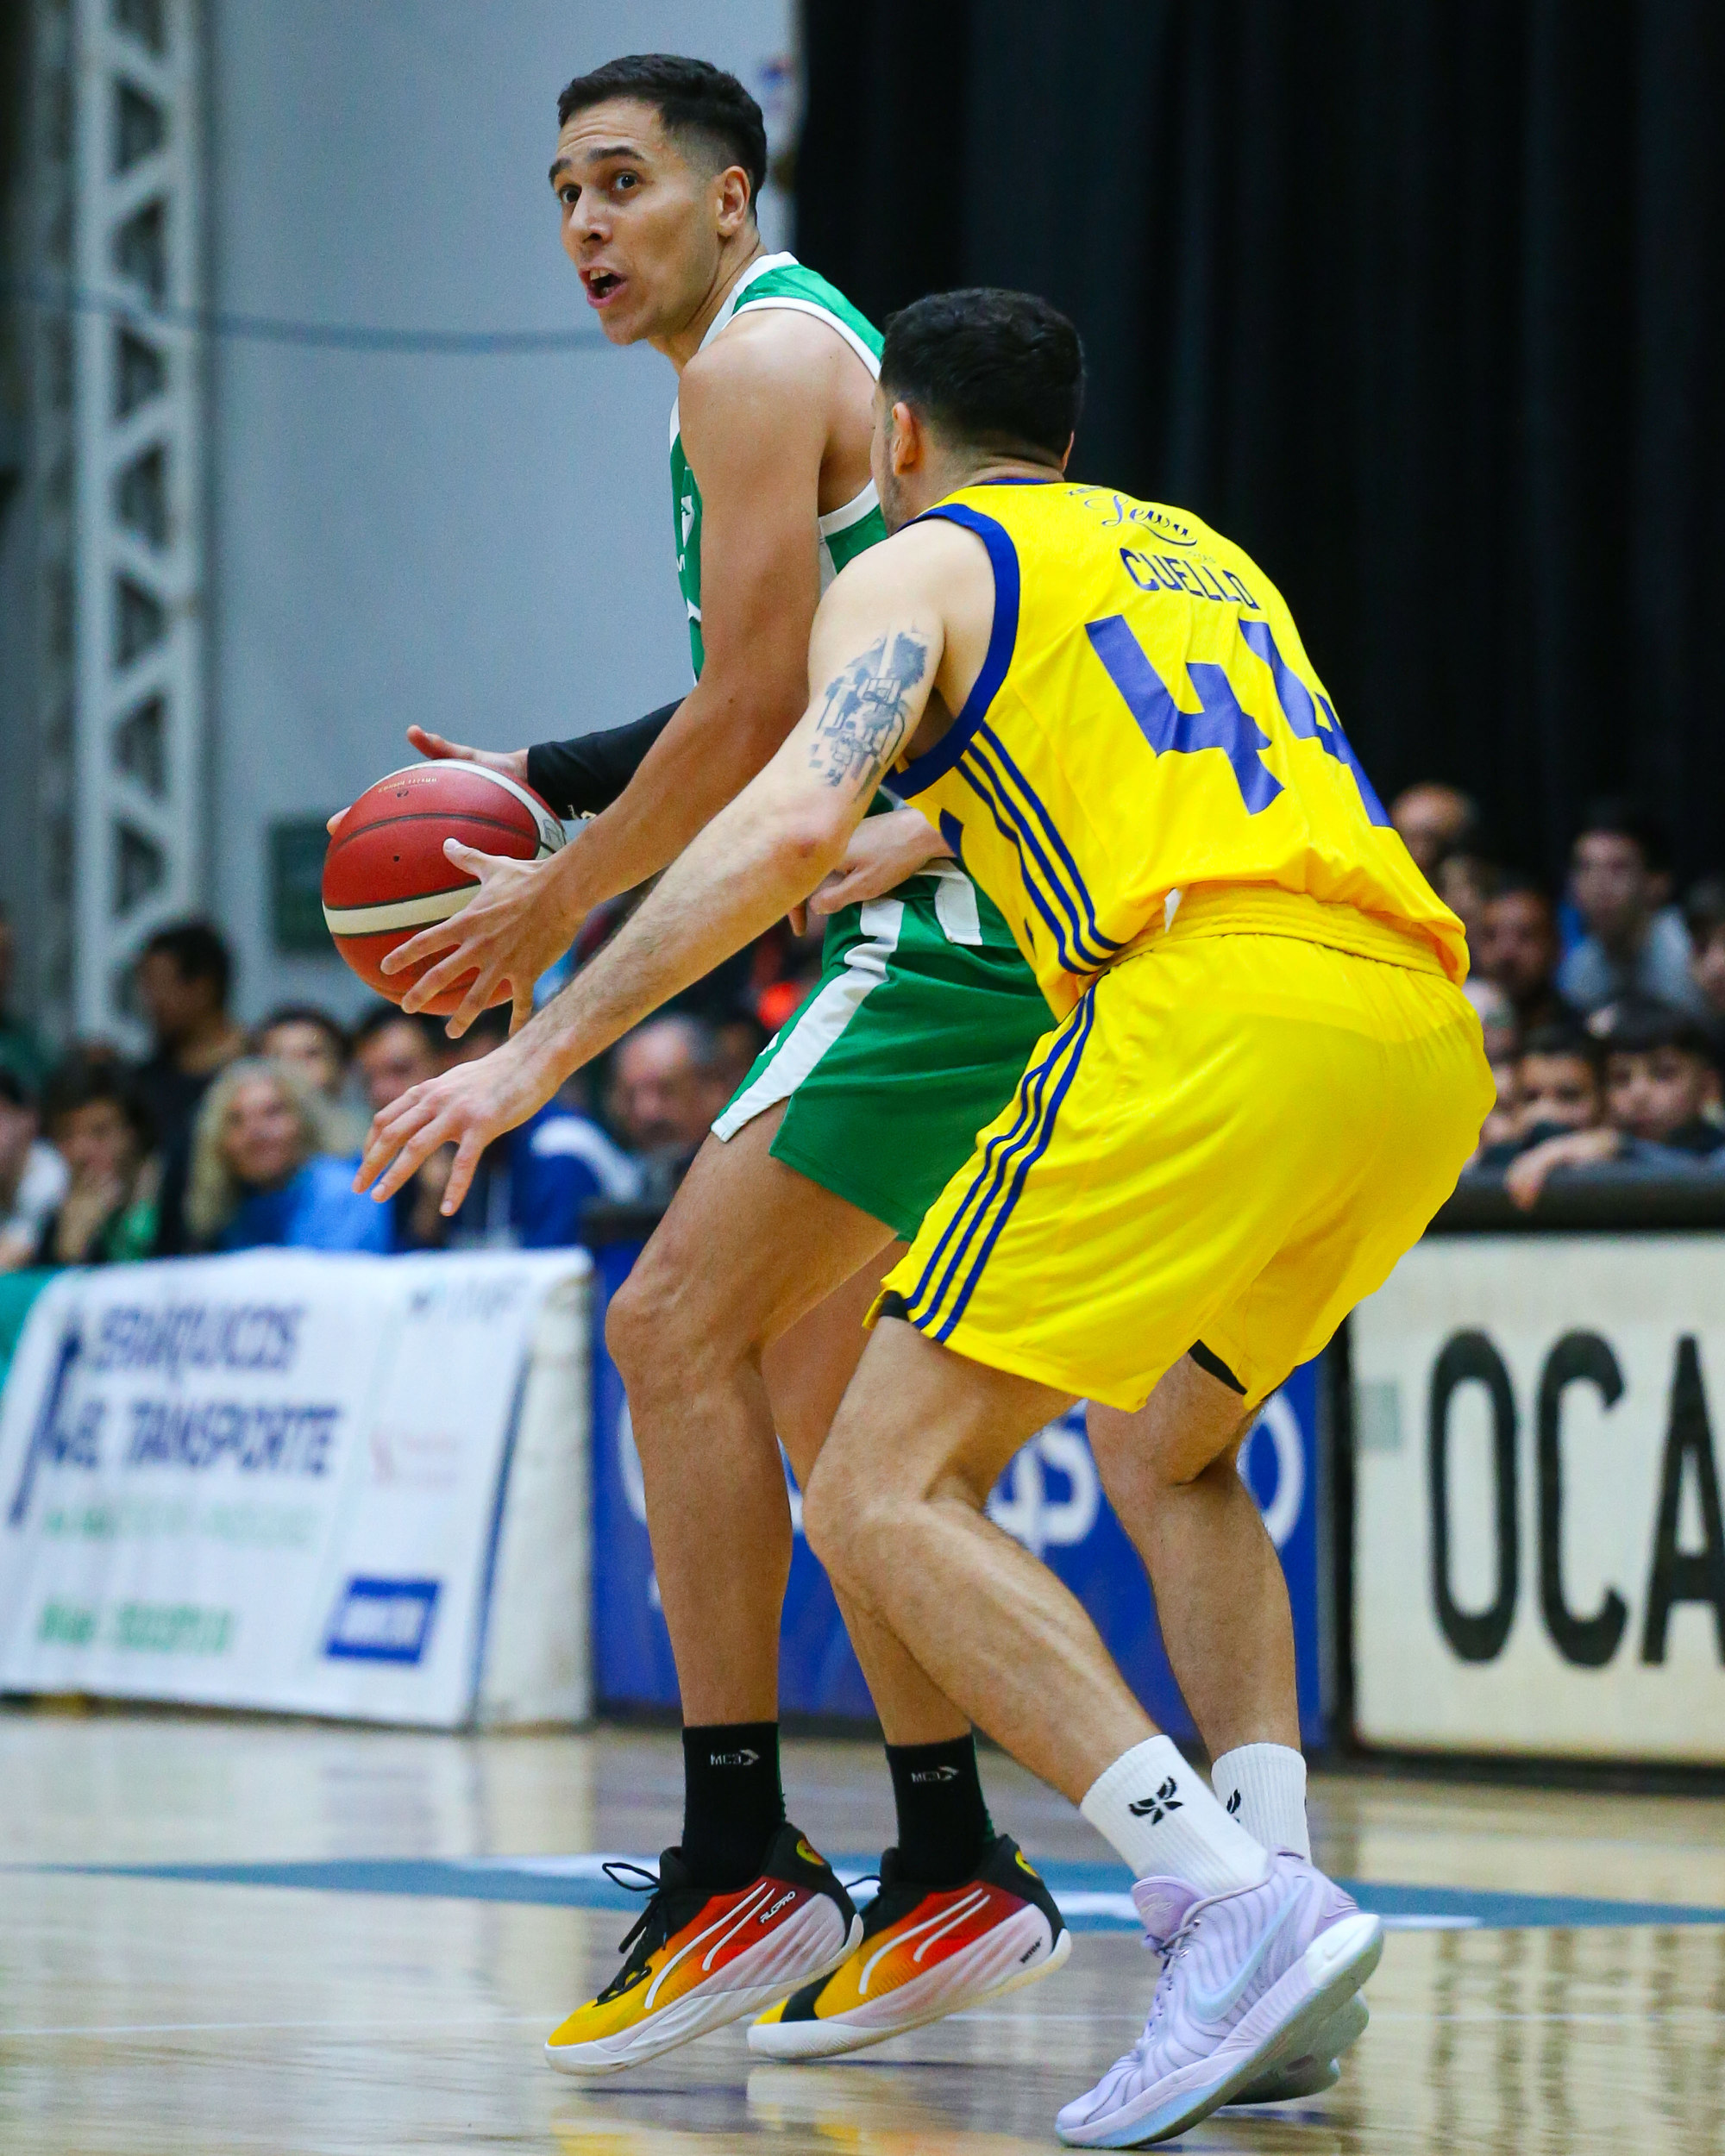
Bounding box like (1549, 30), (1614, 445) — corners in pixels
(0, 1250), (586, 1727)
(590, 1241), (1328, 1743)
(1352, 1235), (1725, 1762)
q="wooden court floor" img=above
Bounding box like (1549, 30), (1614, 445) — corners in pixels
(2, 1709), (1722, 2153)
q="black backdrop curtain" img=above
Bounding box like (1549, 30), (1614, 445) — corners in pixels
(797, 1), (1725, 886)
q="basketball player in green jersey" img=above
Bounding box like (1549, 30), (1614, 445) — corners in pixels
(363, 53), (1070, 2071)
(358, 59), (1335, 2090)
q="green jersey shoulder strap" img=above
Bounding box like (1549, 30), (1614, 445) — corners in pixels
(670, 252), (888, 679)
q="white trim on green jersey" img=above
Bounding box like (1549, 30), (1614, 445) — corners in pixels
(671, 252), (888, 668)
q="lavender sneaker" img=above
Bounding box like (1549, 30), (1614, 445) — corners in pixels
(1054, 1852), (1383, 2147)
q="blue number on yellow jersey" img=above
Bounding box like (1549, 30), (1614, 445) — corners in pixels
(891, 480), (1468, 1015)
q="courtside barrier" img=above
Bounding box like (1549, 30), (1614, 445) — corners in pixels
(1349, 1192), (1725, 1764)
(585, 1206), (1331, 1745)
(0, 1250), (591, 1729)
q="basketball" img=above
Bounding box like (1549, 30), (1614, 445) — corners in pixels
(322, 761), (565, 1012)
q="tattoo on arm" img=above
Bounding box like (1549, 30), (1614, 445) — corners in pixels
(806, 630), (929, 792)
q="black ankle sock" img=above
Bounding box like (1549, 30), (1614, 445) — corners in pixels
(680, 1722), (785, 1889)
(886, 1733), (994, 1888)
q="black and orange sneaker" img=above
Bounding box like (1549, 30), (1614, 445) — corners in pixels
(748, 1833), (1070, 2059)
(544, 1824), (860, 2076)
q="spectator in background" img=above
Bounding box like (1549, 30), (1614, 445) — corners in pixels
(255, 1005), (366, 1150)
(133, 921), (248, 1254)
(1478, 877), (1569, 1034)
(1682, 876), (1725, 1034)
(1463, 977), (1516, 1063)
(1434, 851), (1500, 962)
(1390, 782), (1479, 881)
(1509, 1023), (1605, 1145)
(1595, 998), (1723, 1156)
(607, 1014), (732, 1197)
(0, 906), (52, 1096)
(185, 1058), (390, 1254)
(436, 1006), (640, 1249)
(34, 1059), (158, 1265)
(0, 1070), (68, 1270)
(1558, 801), (1704, 1017)
(353, 1005), (443, 1109)
(255, 1005), (348, 1100)
(1471, 1014), (1714, 1208)
(352, 1006), (453, 1248)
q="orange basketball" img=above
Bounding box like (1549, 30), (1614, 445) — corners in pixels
(322, 761), (564, 1014)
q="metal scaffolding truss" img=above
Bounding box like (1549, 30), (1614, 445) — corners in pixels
(30, 0), (205, 1046)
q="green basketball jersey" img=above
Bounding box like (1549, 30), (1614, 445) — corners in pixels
(670, 252), (888, 679)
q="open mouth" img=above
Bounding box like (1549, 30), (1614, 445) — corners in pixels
(583, 267), (624, 306)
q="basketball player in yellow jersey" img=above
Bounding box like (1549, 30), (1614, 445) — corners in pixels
(361, 286), (1490, 2141)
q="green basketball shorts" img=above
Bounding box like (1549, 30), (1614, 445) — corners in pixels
(712, 868), (1053, 1242)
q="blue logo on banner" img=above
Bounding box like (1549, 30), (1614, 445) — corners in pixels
(324, 1577), (440, 1664)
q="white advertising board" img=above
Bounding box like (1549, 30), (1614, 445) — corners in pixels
(1352, 1236), (1725, 1762)
(0, 1250), (588, 1728)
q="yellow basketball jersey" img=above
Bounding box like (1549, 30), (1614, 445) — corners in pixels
(892, 479), (1467, 1014)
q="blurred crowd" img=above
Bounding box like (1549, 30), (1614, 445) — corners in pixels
(0, 898), (826, 1274)
(4, 788), (1717, 1272)
(1392, 785), (1725, 1208)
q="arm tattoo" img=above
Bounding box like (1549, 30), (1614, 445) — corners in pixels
(806, 630), (929, 792)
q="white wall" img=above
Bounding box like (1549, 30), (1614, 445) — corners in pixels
(207, 0), (794, 1022)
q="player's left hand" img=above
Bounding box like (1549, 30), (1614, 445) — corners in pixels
(788, 806), (953, 934)
(382, 838), (586, 1037)
(354, 1033), (560, 1214)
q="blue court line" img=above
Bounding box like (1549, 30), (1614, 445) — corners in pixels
(20, 1856), (1725, 1934)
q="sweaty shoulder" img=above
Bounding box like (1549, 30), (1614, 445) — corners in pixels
(680, 307), (850, 441)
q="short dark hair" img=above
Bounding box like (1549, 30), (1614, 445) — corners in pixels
(556, 54), (768, 213)
(1519, 1022), (1603, 1075)
(1488, 873), (1555, 910)
(1595, 994), (1716, 1065)
(141, 919), (232, 1004)
(1573, 798), (1669, 874)
(1684, 874), (1725, 948)
(42, 1056), (154, 1149)
(257, 1004), (348, 1059)
(351, 1003), (442, 1054)
(881, 289), (1086, 464)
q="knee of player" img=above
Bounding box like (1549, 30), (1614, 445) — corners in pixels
(800, 1455), (870, 1583)
(604, 1262), (687, 1382)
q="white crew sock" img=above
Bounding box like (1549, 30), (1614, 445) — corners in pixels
(1212, 1743), (1310, 1859)
(1081, 1735), (1270, 1895)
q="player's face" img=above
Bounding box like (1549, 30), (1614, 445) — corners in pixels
(549, 100), (732, 348)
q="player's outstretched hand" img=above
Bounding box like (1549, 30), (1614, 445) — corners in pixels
(789, 805), (953, 933)
(325, 728), (530, 837)
(354, 1033), (556, 1216)
(382, 838), (584, 1038)
(404, 724), (530, 785)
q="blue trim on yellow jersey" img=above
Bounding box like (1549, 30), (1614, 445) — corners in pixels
(977, 721), (1125, 961)
(901, 992), (1095, 1340)
(932, 990), (1095, 1339)
(962, 738), (1118, 975)
(893, 504), (1019, 796)
(900, 1013), (1076, 1325)
(957, 744), (1093, 976)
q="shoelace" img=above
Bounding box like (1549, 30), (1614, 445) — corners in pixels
(1131, 1910), (1204, 2059)
(601, 1859), (669, 1969)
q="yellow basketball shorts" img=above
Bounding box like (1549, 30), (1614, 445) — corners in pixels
(878, 924), (1492, 1412)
